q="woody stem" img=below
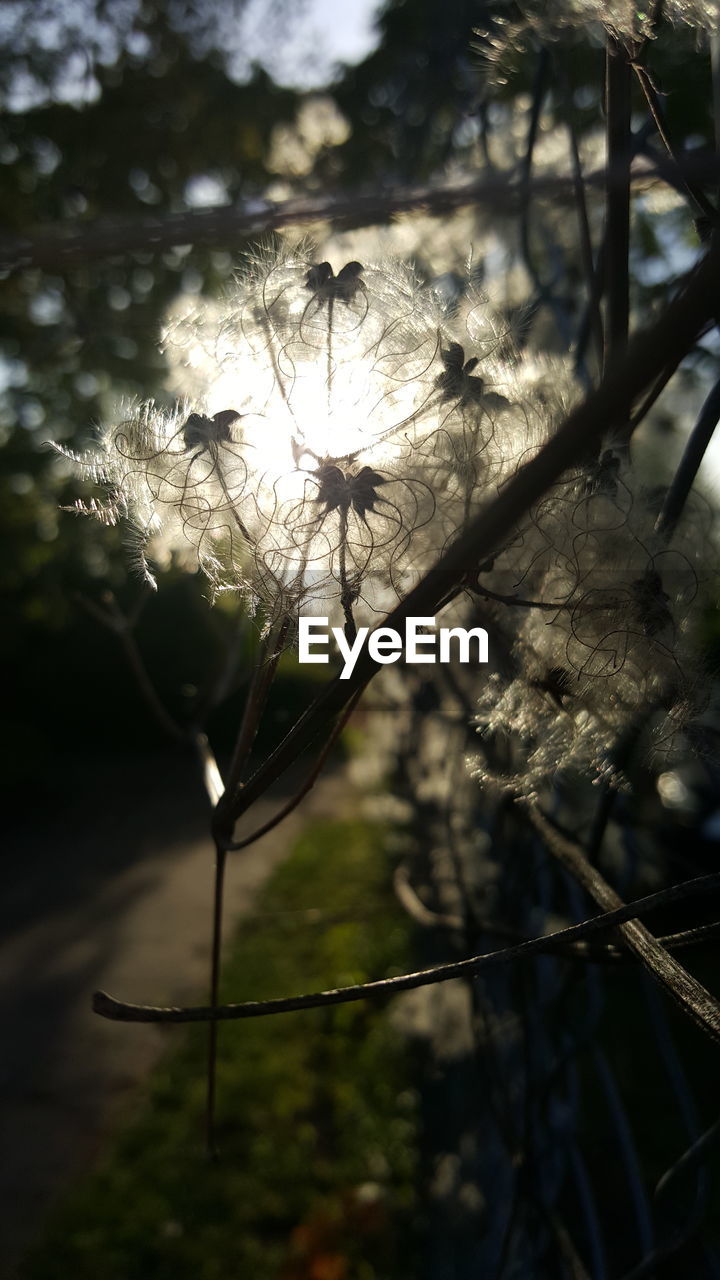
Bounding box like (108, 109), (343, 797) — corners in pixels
(338, 507), (357, 643)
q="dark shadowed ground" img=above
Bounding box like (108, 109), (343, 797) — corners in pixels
(0, 749), (344, 1278)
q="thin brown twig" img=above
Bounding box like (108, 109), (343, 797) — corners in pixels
(526, 804), (720, 1045)
(189, 607), (250, 727)
(562, 71), (604, 367)
(206, 840), (226, 1159)
(628, 358), (679, 430)
(221, 619), (289, 804)
(604, 34), (632, 377)
(633, 61), (717, 221)
(227, 689), (362, 852)
(75, 590), (227, 807)
(458, 914), (720, 962)
(3, 161), (720, 273)
(76, 591), (187, 743)
(204, 617), (287, 1151)
(195, 733), (224, 808)
(655, 375), (720, 538)
(473, 580), (570, 612)
(116, 623), (189, 744)
(393, 864), (464, 931)
(92, 871), (720, 1023)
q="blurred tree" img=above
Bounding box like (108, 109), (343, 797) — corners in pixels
(0, 0), (300, 768)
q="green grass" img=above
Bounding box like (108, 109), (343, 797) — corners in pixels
(23, 819), (419, 1280)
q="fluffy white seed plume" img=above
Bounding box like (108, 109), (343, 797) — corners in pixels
(478, 0), (718, 85)
(60, 246), (528, 624)
(56, 242), (713, 791)
(57, 398), (256, 589)
(470, 448), (716, 795)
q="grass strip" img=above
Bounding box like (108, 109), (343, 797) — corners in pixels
(23, 819), (419, 1280)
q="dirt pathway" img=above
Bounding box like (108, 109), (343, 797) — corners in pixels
(0, 751), (344, 1278)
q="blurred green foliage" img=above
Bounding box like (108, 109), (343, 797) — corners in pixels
(0, 1), (302, 776)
